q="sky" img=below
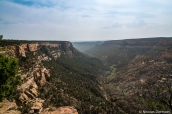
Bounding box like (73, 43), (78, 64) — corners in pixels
(0, 0), (172, 41)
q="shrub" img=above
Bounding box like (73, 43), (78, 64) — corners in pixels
(0, 54), (21, 101)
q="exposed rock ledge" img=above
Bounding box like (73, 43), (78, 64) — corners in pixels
(8, 42), (73, 58)
(0, 99), (21, 114)
(41, 106), (78, 114)
(17, 67), (50, 113)
(0, 100), (78, 114)
(0, 41), (78, 114)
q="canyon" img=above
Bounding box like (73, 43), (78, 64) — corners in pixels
(1, 37), (172, 114)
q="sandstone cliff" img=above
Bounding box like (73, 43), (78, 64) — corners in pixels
(3, 42), (74, 58)
(0, 41), (78, 114)
(85, 38), (172, 65)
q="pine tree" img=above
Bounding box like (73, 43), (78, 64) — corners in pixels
(0, 54), (21, 101)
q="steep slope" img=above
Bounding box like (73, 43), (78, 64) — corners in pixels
(85, 37), (172, 66)
(40, 51), (121, 114)
(84, 37), (172, 113)
(0, 40), (77, 114)
(0, 40), (123, 114)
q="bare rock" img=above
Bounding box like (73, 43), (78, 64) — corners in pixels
(34, 68), (50, 86)
(0, 99), (21, 114)
(41, 106), (78, 114)
(25, 91), (35, 99)
(9, 46), (17, 56)
(28, 43), (38, 52)
(32, 82), (38, 89)
(57, 106), (78, 114)
(65, 42), (71, 48)
(35, 72), (41, 78)
(44, 69), (50, 78)
(18, 93), (29, 103)
(37, 75), (46, 86)
(17, 77), (34, 92)
(18, 44), (27, 57)
(31, 98), (44, 113)
(28, 110), (34, 114)
(29, 88), (38, 97)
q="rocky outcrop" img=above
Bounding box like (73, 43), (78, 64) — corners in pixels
(17, 67), (50, 112)
(85, 38), (172, 65)
(41, 106), (78, 114)
(18, 93), (29, 103)
(0, 41), (77, 114)
(4, 42), (74, 58)
(30, 98), (44, 113)
(17, 44), (27, 57)
(65, 42), (72, 48)
(16, 65), (79, 114)
(28, 43), (39, 52)
(0, 100), (21, 114)
(34, 68), (50, 86)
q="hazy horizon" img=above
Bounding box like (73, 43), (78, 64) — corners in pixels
(2, 37), (172, 42)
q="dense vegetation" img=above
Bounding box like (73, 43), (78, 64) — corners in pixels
(84, 38), (172, 113)
(0, 39), (123, 113)
(38, 49), (122, 113)
(0, 39), (69, 46)
(85, 38), (172, 66)
(0, 35), (3, 40)
(0, 54), (21, 101)
(1, 38), (172, 113)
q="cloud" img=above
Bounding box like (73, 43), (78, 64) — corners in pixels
(102, 20), (147, 29)
(102, 23), (124, 29)
(0, 0), (172, 41)
(125, 20), (147, 28)
(111, 23), (124, 28)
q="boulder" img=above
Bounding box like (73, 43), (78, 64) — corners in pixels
(16, 44), (27, 57)
(30, 98), (44, 113)
(25, 91), (35, 99)
(18, 93), (29, 103)
(41, 106), (78, 114)
(28, 43), (38, 52)
(0, 100), (21, 114)
(29, 88), (38, 97)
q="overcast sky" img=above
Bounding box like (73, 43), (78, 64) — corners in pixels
(0, 0), (172, 41)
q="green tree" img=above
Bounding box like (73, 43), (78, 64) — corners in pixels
(0, 54), (21, 101)
(0, 35), (3, 40)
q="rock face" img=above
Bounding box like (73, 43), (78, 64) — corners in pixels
(5, 41), (74, 58)
(17, 67), (50, 113)
(65, 42), (71, 48)
(0, 41), (78, 114)
(0, 100), (21, 114)
(30, 98), (44, 113)
(85, 38), (172, 65)
(34, 68), (50, 86)
(12, 43), (59, 113)
(17, 44), (27, 57)
(28, 43), (39, 52)
(41, 106), (78, 114)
